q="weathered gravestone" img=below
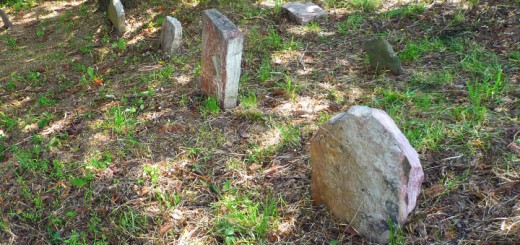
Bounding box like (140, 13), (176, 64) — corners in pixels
(310, 106), (424, 244)
(363, 38), (404, 75)
(201, 9), (244, 109)
(283, 2), (327, 25)
(159, 16), (182, 55)
(108, 0), (126, 35)
(98, 0), (137, 12)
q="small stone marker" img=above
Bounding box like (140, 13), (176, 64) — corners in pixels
(283, 2), (327, 25)
(108, 0), (126, 35)
(201, 9), (244, 109)
(159, 16), (182, 55)
(363, 38), (404, 75)
(310, 106), (424, 244)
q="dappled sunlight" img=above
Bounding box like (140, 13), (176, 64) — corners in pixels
(1, 0), (519, 243)
(4, 96), (32, 109)
(273, 96), (329, 118)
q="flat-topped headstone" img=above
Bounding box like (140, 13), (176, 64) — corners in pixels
(363, 38), (404, 75)
(159, 16), (182, 55)
(108, 0), (126, 35)
(201, 9), (244, 109)
(283, 2), (327, 25)
(311, 106), (424, 244)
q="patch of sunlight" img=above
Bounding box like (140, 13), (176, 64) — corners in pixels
(274, 97), (329, 118)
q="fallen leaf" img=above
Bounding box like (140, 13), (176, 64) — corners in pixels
(424, 184), (445, 198)
(507, 142), (520, 153)
(249, 163), (262, 171)
(159, 223), (174, 235)
(111, 195), (119, 203)
(444, 230), (454, 239)
(93, 77), (103, 86)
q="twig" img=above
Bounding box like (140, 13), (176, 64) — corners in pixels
(441, 155), (464, 161)
(298, 44), (309, 71)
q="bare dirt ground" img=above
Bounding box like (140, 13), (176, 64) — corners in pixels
(0, 0), (519, 244)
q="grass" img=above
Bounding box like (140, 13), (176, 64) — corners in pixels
(213, 190), (280, 244)
(0, 0), (518, 244)
(337, 13), (364, 35)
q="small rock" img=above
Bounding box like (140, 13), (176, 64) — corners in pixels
(311, 106), (424, 244)
(363, 38), (404, 75)
(283, 2), (327, 25)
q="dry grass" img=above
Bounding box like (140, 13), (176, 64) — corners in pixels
(0, 0), (519, 244)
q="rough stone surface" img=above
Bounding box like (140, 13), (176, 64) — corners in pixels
(363, 38), (404, 75)
(108, 0), (126, 35)
(201, 9), (244, 109)
(159, 16), (182, 55)
(283, 2), (327, 25)
(310, 106), (424, 244)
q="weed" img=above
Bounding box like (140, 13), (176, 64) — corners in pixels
(460, 46), (500, 76)
(306, 22), (321, 33)
(350, 0), (382, 12)
(37, 95), (57, 107)
(213, 191), (280, 244)
(161, 64), (174, 79)
(118, 208), (147, 233)
(112, 37), (126, 51)
(382, 3), (425, 19)
(36, 28), (45, 37)
(143, 165), (160, 185)
(258, 57), (272, 82)
(399, 38), (446, 62)
(277, 76), (301, 100)
(264, 25), (282, 50)
(106, 106), (137, 134)
(202, 97), (220, 116)
(0, 112), (17, 132)
(338, 13), (364, 35)
(240, 92), (258, 110)
(237, 92), (263, 121)
(388, 218), (405, 245)
(277, 124), (301, 149)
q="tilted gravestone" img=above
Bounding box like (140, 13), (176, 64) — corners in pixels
(283, 2), (327, 25)
(201, 9), (244, 109)
(159, 16), (182, 55)
(311, 106), (424, 244)
(108, 0), (126, 35)
(363, 38), (404, 75)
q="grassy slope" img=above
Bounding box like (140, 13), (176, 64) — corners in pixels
(0, 0), (519, 244)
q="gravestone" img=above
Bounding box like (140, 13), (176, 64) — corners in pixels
(159, 16), (182, 55)
(283, 2), (327, 25)
(201, 9), (244, 109)
(108, 0), (126, 35)
(363, 38), (404, 75)
(310, 106), (424, 244)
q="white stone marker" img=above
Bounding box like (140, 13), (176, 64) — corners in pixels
(283, 2), (327, 25)
(159, 16), (182, 55)
(108, 0), (126, 35)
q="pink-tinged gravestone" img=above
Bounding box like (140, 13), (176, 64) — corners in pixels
(310, 106), (424, 244)
(201, 9), (244, 109)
